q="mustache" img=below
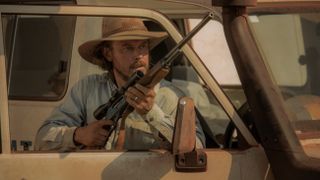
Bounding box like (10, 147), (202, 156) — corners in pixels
(129, 61), (147, 70)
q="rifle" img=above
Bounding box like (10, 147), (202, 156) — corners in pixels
(93, 12), (214, 142)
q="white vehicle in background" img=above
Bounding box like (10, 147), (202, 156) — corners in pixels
(0, 0), (319, 179)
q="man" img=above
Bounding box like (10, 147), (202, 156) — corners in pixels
(35, 17), (205, 151)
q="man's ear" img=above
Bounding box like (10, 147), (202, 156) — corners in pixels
(102, 47), (112, 62)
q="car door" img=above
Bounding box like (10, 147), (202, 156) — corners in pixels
(0, 3), (272, 180)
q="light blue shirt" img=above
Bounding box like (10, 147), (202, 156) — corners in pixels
(35, 72), (205, 151)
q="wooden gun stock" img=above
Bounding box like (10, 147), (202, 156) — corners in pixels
(137, 63), (170, 88)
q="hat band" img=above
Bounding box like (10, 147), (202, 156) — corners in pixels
(103, 25), (147, 38)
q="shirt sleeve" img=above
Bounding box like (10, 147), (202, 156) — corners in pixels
(35, 76), (90, 151)
(142, 82), (206, 148)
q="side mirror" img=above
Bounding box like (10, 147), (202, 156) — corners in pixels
(172, 97), (207, 172)
(172, 97), (196, 154)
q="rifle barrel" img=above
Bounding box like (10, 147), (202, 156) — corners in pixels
(164, 12), (214, 66)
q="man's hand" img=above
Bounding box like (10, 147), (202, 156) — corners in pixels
(73, 120), (113, 147)
(125, 84), (155, 115)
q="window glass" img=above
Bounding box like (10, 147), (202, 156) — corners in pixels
(3, 15), (75, 100)
(170, 62), (232, 148)
(248, 12), (320, 158)
(187, 19), (246, 109)
(186, 19), (248, 148)
(188, 19), (241, 86)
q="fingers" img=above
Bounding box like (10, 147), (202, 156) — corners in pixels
(75, 120), (114, 147)
(125, 84), (155, 102)
(126, 87), (144, 103)
(97, 129), (108, 137)
(94, 134), (107, 146)
(98, 119), (113, 126)
(96, 120), (113, 139)
(125, 84), (155, 115)
(126, 84), (155, 96)
(95, 120), (113, 145)
(135, 84), (156, 96)
(126, 90), (150, 109)
(133, 84), (156, 97)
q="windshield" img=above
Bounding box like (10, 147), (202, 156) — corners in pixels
(248, 11), (320, 158)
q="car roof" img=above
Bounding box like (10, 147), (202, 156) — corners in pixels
(0, 0), (216, 17)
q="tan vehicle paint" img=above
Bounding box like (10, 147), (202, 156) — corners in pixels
(0, 0), (319, 179)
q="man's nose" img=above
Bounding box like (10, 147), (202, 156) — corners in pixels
(133, 49), (145, 60)
(134, 53), (143, 61)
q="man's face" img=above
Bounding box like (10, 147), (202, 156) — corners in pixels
(105, 40), (150, 81)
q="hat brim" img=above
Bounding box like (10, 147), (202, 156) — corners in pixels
(78, 30), (168, 66)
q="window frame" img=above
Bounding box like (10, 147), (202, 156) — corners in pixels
(0, 4), (256, 153)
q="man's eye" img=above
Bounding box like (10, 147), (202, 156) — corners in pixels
(123, 46), (134, 52)
(139, 44), (148, 50)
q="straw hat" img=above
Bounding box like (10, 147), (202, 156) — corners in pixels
(78, 17), (168, 66)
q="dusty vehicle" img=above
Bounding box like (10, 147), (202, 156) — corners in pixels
(0, 0), (319, 179)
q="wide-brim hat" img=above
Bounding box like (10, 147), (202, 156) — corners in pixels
(78, 17), (168, 66)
